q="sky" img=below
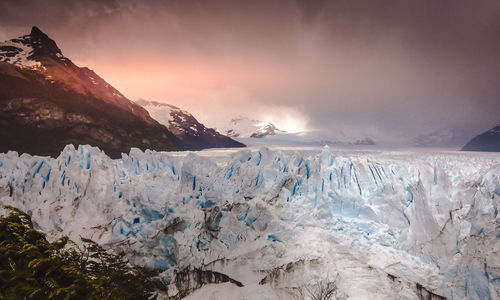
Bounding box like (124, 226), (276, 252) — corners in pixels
(1, 0), (500, 145)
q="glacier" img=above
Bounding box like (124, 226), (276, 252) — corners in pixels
(0, 145), (499, 299)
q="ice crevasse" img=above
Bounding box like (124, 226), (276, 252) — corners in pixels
(0, 144), (499, 299)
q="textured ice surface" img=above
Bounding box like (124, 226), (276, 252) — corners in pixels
(0, 145), (499, 299)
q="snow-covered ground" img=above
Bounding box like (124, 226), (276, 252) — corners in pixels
(0, 145), (499, 299)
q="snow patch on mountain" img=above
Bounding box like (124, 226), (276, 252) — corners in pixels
(136, 99), (212, 137)
(0, 27), (72, 70)
(0, 38), (41, 68)
(136, 99), (179, 127)
(135, 99), (244, 149)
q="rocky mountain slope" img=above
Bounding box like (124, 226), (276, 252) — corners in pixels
(136, 99), (244, 150)
(0, 26), (185, 158)
(462, 124), (500, 152)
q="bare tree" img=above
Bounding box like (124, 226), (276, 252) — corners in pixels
(292, 276), (343, 300)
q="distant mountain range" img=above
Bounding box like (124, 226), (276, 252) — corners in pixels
(135, 99), (244, 149)
(218, 116), (376, 146)
(412, 128), (471, 148)
(0, 27), (242, 158)
(221, 116), (285, 138)
(6, 27), (490, 155)
(462, 125), (500, 152)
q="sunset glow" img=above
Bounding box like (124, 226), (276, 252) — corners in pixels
(1, 2), (500, 299)
(1, 0), (499, 143)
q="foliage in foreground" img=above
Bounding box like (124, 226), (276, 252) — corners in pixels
(0, 206), (158, 300)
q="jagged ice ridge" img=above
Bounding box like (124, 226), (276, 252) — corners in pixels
(0, 145), (499, 299)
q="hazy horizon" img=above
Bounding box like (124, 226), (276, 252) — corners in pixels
(1, 0), (499, 145)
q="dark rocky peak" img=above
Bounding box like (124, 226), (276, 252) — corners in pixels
(1, 26), (64, 64)
(30, 26), (47, 38)
(462, 124), (500, 152)
(26, 26), (63, 60)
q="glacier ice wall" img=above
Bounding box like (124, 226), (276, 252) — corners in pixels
(0, 145), (499, 299)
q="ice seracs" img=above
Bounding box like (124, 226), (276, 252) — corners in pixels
(1, 145), (499, 299)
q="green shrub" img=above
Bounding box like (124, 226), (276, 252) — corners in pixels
(0, 205), (157, 300)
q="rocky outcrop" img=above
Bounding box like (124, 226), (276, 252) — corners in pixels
(416, 283), (446, 300)
(167, 267), (243, 300)
(259, 259), (321, 287)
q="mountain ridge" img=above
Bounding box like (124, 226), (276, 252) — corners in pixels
(136, 99), (244, 149)
(462, 124), (500, 152)
(222, 116), (285, 138)
(0, 26), (186, 158)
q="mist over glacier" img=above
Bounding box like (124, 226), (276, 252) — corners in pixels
(0, 145), (499, 299)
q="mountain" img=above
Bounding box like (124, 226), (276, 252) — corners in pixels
(222, 116), (285, 138)
(462, 124), (500, 152)
(135, 99), (244, 149)
(412, 128), (471, 148)
(221, 116), (376, 146)
(0, 26), (185, 158)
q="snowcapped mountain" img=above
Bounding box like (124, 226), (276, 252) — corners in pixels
(222, 116), (285, 138)
(0, 26), (185, 158)
(2, 145), (499, 299)
(462, 124), (500, 152)
(136, 99), (244, 149)
(222, 116), (376, 147)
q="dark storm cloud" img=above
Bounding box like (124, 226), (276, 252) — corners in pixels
(0, 0), (122, 27)
(295, 0), (326, 24)
(1, 0), (499, 143)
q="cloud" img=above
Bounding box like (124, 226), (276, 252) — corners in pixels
(1, 0), (499, 144)
(295, 0), (326, 25)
